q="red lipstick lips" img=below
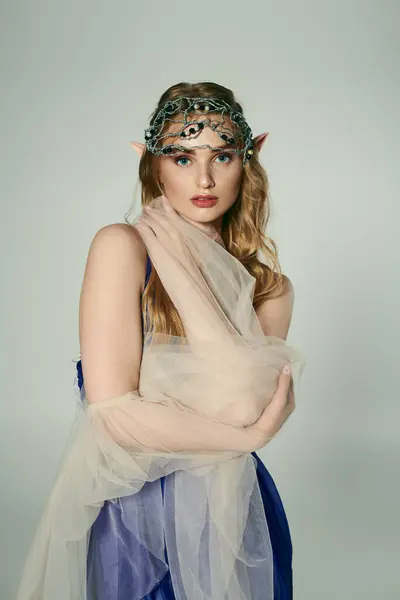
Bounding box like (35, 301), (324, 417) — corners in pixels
(190, 195), (218, 207)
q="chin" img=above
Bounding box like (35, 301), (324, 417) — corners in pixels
(190, 202), (224, 213)
(172, 209), (217, 231)
(189, 210), (218, 221)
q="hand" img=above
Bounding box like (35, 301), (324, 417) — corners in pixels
(142, 196), (199, 272)
(143, 195), (222, 277)
(138, 197), (233, 341)
(246, 365), (295, 448)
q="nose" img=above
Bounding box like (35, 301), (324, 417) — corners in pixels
(195, 163), (215, 190)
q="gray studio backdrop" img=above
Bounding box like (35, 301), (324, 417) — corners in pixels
(1, 1), (399, 599)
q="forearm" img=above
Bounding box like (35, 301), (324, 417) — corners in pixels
(88, 390), (263, 454)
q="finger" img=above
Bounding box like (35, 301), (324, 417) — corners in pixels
(262, 366), (293, 414)
(276, 365), (293, 399)
(141, 209), (176, 245)
(269, 370), (295, 422)
(286, 385), (295, 409)
(140, 211), (197, 268)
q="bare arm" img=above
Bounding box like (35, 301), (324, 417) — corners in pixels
(79, 224), (270, 453)
(255, 274), (295, 341)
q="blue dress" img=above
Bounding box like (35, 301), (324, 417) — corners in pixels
(76, 254), (293, 600)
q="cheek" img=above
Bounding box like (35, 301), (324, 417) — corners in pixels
(159, 163), (187, 191)
(222, 165), (243, 190)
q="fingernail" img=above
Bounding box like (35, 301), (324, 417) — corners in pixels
(283, 363), (291, 374)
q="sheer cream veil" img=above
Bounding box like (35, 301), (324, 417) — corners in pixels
(15, 194), (306, 600)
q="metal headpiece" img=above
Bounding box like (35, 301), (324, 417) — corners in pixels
(144, 96), (255, 165)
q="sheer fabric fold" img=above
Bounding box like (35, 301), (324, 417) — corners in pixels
(16, 195), (306, 600)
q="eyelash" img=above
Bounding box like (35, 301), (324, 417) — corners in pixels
(174, 153), (232, 167)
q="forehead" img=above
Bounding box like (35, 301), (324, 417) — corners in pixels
(162, 112), (240, 150)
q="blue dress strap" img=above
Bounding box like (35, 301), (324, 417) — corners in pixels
(140, 253), (152, 337)
(144, 252), (152, 287)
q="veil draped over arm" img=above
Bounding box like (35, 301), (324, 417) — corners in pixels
(16, 195), (305, 600)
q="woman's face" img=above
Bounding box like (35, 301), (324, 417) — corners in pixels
(156, 116), (244, 233)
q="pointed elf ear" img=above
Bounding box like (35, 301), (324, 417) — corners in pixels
(252, 132), (269, 152)
(130, 141), (146, 156)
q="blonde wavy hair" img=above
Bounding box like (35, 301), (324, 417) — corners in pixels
(125, 81), (284, 339)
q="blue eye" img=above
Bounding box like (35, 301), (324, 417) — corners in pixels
(215, 153), (232, 164)
(175, 156), (191, 166)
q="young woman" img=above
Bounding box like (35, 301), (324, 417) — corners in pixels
(16, 81), (304, 600)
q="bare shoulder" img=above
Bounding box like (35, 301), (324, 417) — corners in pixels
(85, 223), (147, 290)
(275, 273), (294, 300)
(91, 222), (146, 256)
(255, 273), (295, 340)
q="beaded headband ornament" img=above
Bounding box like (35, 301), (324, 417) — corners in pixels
(144, 96), (255, 165)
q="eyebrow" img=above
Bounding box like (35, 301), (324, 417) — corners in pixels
(170, 143), (237, 155)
